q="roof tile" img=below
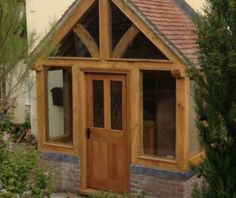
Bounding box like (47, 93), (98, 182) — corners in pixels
(130, 0), (199, 65)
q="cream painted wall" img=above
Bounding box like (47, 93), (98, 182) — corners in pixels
(26, 0), (75, 135)
(185, 0), (205, 12)
(26, 0), (75, 45)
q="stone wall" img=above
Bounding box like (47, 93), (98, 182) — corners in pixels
(130, 165), (200, 198)
(43, 152), (81, 193)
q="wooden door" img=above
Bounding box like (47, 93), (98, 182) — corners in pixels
(86, 73), (128, 193)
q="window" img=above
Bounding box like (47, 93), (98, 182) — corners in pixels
(142, 71), (176, 159)
(46, 67), (73, 145)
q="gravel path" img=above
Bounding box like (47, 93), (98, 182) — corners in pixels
(52, 193), (87, 198)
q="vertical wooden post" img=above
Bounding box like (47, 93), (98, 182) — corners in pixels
(36, 67), (47, 148)
(130, 68), (140, 163)
(176, 78), (190, 171)
(99, 0), (112, 59)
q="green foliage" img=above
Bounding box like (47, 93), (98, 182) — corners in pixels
(0, 135), (53, 197)
(189, 0), (236, 197)
(0, 0), (29, 113)
(0, 112), (32, 143)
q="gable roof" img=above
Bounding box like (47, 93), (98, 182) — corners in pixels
(32, 0), (199, 66)
(127, 0), (199, 65)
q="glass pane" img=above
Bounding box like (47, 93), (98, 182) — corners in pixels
(80, 0), (99, 46)
(111, 1), (132, 50)
(189, 94), (202, 156)
(123, 33), (168, 59)
(142, 71), (176, 158)
(93, 80), (104, 128)
(55, 0), (99, 57)
(56, 31), (91, 57)
(111, 81), (122, 130)
(47, 68), (72, 145)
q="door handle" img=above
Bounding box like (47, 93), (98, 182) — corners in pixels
(86, 128), (92, 139)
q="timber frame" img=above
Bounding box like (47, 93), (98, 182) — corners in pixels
(34, 0), (204, 193)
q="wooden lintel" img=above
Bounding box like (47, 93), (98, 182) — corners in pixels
(112, 25), (140, 58)
(73, 23), (99, 58)
(171, 69), (186, 78)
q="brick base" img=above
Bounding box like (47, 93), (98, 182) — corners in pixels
(43, 152), (200, 197)
(130, 165), (201, 198)
(43, 152), (81, 193)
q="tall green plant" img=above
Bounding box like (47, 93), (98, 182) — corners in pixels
(190, 0), (236, 197)
(0, 0), (30, 113)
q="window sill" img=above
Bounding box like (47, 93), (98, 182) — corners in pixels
(39, 142), (78, 156)
(135, 155), (178, 171)
(190, 151), (205, 165)
(138, 155), (176, 164)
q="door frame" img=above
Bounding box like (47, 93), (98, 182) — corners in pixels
(80, 69), (131, 194)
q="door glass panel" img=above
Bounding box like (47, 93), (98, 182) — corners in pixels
(93, 80), (104, 128)
(47, 68), (73, 145)
(111, 81), (122, 130)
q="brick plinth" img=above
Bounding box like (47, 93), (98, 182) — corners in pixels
(130, 165), (201, 198)
(43, 152), (81, 193)
(42, 153), (201, 197)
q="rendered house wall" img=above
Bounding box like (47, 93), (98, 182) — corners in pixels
(26, 0), (75, 135)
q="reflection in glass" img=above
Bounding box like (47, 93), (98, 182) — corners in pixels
(47, 68), (72, 144)
(142, 71), (176, 158)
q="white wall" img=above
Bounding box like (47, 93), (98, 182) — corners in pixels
(26, 0), (75, 135)
(26, 0), (75, 45)
(185, 0), (205, 13)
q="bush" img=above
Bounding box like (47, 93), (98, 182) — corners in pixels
(0, 134), (53, 198)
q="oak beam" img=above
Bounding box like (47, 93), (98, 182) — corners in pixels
(112, 25), (140, 58)
(73, 24), (99, 58)
(99, 0), (112, 58)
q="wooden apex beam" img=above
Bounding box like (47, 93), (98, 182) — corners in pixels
(112, 25), (140, 58)
(99, 0), (112, 58)
(73, 23), (99, 58)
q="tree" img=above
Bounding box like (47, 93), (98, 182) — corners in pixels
(0, 0), (29, 113)
(190, 0), (236, 197)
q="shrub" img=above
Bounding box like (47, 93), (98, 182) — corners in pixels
(0, 135), (53, 198)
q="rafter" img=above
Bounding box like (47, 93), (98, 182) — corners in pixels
(111, 25), (140, 58)
(73, 23), (99, 58)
